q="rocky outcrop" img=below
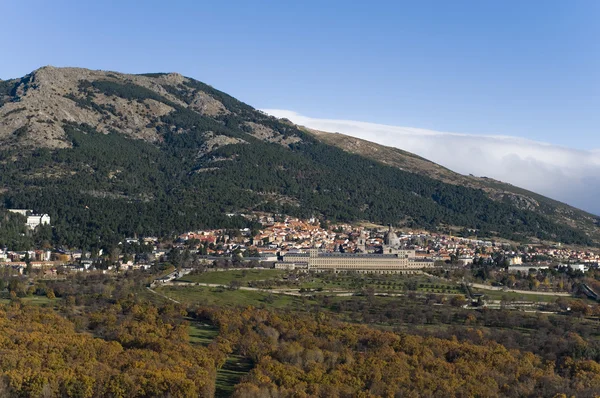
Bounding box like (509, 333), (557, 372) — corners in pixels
(0, 66), (301, 152)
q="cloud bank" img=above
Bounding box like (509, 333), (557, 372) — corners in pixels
(264, 109), (600, 216)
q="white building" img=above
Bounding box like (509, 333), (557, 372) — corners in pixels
(508, 256), (523, 265)
(7, 209), (50, 230)
(278, 248), (432, 273)
(560, 263), (588, 273)
(26, 214), (51, 230)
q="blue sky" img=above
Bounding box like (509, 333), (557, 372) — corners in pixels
(2, 0), (600, 212)
(1, 0), (598, 147)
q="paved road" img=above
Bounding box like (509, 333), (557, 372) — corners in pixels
(146, 286), (181, 304)
(158, 281), (380, 298)
(161, 281), (305, 296)
(468, 282), (570, 297)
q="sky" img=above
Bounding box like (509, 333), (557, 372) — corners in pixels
(1, 0), (599, 213)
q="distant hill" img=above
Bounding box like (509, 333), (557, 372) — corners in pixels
(0, 66), (598, 249)
(304, 128), (600, 244)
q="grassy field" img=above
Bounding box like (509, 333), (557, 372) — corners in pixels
(472, 288), (561, 303)
(179, 270), (438, 291)
(0, 295), (60, 306)
(176, 270), (468, 299)
(188, 322), (252, 397)
(157, 285), (317, 309)
(294, 273), (460, 294)
(215, 355), (253, 397)
(417, 282), (463, 295)
(178, 269), (285, 285)
(189, 322), (219, 346)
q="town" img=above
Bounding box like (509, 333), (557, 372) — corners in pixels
(1, 211), (597, 276)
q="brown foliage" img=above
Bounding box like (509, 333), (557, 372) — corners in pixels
(197, 307), (600, 398)
(0, 303), (216, 397)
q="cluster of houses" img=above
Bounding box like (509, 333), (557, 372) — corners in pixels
(1, 211), (598, 276)
(176, 215), (599, 273)
(0, 247), (158, 275)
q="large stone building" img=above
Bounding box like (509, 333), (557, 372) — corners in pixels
(383, 224), (401, 248)
(277, 247), (433, 273)
(276, 226), (433, 273)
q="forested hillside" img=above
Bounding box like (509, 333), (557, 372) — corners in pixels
(0, 301), (216, 396)
(0, 67), (597, 248)
(2, 273), (600, 398)
(305, 127), (600, 243)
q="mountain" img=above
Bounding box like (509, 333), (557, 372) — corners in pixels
(0, 66), (598, 249)
(303, 128), (600, 243)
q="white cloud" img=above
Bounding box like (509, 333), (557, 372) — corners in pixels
(263, 109), (600, 215)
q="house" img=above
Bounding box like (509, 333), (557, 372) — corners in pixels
(129, 263), (152, 271)
(72, 250), (84, 260)
(26, 214), (51, 229)
(508, 256), (523, 265)
(564, 263), (588, 273)
(458, 255), (474, 265)
(7, 209), (51, 229)
(35, 250), (52, 261)
(259, 252), (278, 262)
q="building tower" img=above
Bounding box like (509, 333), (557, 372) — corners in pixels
(384, 224), (400, 247)
(357, 230), (368, 253)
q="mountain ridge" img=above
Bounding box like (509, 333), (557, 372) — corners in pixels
(0, 66), (598, 248)
(301, 126), (600, 238)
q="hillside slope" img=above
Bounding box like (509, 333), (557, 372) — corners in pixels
(0, 66), (598, 248)
(304, 128), (600, 243)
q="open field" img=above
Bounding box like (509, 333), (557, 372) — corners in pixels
(189, 322), (219, 346)
(188, 322), (253, 397)
(0, 295), (60, 306)
(178, 269), (285, 285)
(177, 269), (459, 293)
(214, 355), (253, 397)
(296, 274), (464, 295)
(169, 270), (468, 300)
(157, 285), (317, 309)
(170, 270), (571, 307)
(472, 288), (562, 303)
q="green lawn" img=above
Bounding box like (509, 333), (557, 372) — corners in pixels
(178, 271), (459, 296)
(417, 282), (463, 295)
(157, 285), (316, 309)
(0, 295), (60, 306)
(177, 269), (285, 285)
(472, 288), (563, 303)
(188, 322), (253, 397)
(215, 355), (253, 397)
(296, 273), (423, 291)
(189, 322), (219, 346)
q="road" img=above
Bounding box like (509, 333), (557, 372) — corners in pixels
(146, 286), (181, 304)
(422, 272), (571, 297)
(149, 271), (572, 305)
(468, 282), (571, 297)
(158, 281), (305, 296)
